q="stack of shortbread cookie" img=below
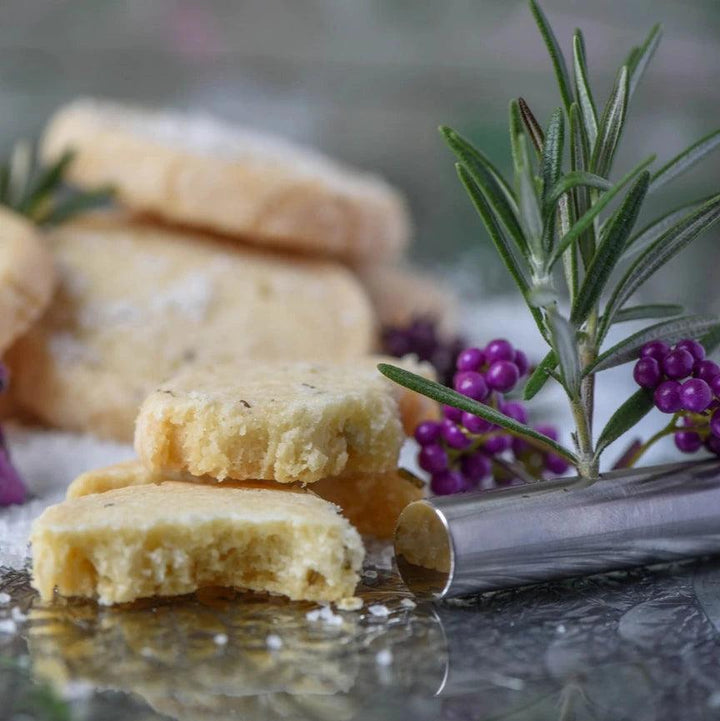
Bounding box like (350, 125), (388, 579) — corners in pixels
(13, 98), (452, 605)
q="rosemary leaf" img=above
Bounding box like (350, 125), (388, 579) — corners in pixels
(547, 309), (580, 397)
(591, 65), (628, 177)
(650, 128), (720, 192)
(606, 303), (683, 325)
(572, 30), (598, 147)
(523, 350), (557, 400)
(628, 24), (662, 98)
(595, 389), (654, 459)
(518, 97), (545, 158)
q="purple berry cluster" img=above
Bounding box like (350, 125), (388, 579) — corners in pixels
(633, 338), (720, 456)
(414, 339), (568, 495)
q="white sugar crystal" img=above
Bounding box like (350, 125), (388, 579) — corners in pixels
(306, 605), (343, 626)
(265, 634), (283, 650)
(213, 633), (228, 646)
(363, 569), (378, 579)
(375, 649), (393, 666)
(368, 604), (390, 618)
(0, 593), (10, 604)
(400, 598), (416, 609)
(556, 624), (566, 634)
(0, 619), (16, 634)
(0, 426), (134, 570)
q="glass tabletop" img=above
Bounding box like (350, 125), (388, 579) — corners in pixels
(3, 554), (720, 721)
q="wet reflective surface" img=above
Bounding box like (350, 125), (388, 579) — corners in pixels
(4, 556), (720, 720)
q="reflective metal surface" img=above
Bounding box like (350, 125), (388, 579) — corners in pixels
(396, 460), (720, 599)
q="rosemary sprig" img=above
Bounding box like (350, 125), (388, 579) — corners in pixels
(380, 1), (720, 481)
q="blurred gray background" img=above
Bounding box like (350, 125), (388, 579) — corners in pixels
(0, 0), (717, 306)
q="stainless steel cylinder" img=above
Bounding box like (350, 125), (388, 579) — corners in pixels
(394, 459), (720, 600)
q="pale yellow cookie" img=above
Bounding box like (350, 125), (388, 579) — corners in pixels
(134, 358), (432, 484)
(358, 263), (458, 337)
(31, 482), (364, 604)
(7, 217), (375, 441)
(67, 460), (424, 540)
(41, 98), (410, 264)
(0, 207), (55, 354)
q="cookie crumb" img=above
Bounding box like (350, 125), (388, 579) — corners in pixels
(213, 633), (228, 646)
(266, 633), (283, 650)
(368, 603), (390, 618)
(336, 596), (363, 612)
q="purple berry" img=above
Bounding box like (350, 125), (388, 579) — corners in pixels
(483, 434), (511, 454)
(711, 375), (720, 399)
(461, 452), (491, 483)
(414, 421), (442, 446)
(443, 405), (463, 422)
(545, 453), (570, 475)
(676, 338), (706, 362)
(633, 357), (662, 389)
(441, 419), (471, 449)
(514, 350), (529, 377)
(456, 347), (485, 372)
(641, 341), (671, 363)
(694, 359), (720, 384)
(681, 378), (713, 412)
(654, 380), (683, 413)
(461, 411), (493, 434)
(485, 338), (515, 364)
(534, 424), (559, 442)
(707, 435), (720, 456)
(454, 371), (489, 401)
(511, 436), (530, 455)
(500, 401), (528, 424)
(431, 470), (467, 495)
(486, 360), (520, 392)
(662, 348), (694, 380)
(674, 431), (703, 453)
(711, 408), (720, 439)
(419, 444), (448, 473)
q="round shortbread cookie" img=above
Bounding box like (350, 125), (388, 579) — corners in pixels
(41, 98), (411, 264)
(358, 264), (458, 337)
(7, 217), (375, 441)
(0, 207), (55, 355)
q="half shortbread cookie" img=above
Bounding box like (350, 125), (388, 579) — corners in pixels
(0, 207), (55, 354)
(66, 460), (424, 540)
(134, 358), (432, 484)
(31, 482), (364, 604)
(8, 216), (374, 441)
(42, 99), (410, 264)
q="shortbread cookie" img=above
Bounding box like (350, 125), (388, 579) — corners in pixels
(134, 358), (432, 484)
(31, 482), (364, 604)
(358, 264), (458, 337)
(66, 460), (423, 539)
(42, 99), (410, 264)
(0, 208), (55, 354)
(8, 217), (374, 441)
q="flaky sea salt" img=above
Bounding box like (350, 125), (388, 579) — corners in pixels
(0, 592), (10, 604)
(368, 604), (390, 618)
(10, 607), (26, 622)
(266, 634), (283, 650)
(400, 598), (416, 609)
(306, 605), (343, 626)
(0, 619), (16, 634)
(375, 649), (393, 666)
(213, 633), (228, 646)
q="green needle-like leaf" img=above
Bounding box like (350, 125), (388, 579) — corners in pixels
(600, 195), (720, 336)
(547, 309), (580, 397)
(569, 102), (596, 269)
(518, 97), (545, 158)
(544, 171), (612, 212)
(595, 389), (654, 459)
(541, 108), (565, 205)
(547, 154), (655, 268)
(588, 315), (720, 374)
(627, 24), (662, 98)
(456, 164), (546, 339)
(529, 0), (573, 112)
(650, 128), (720, 192)
(572, 30), (598, 147)
(378, 362), (577, 463)
(591, 65), (628, 177)
(18, 149), (74, 215)
(515, 133), (544, 257)
(570, 171), (650, 325)
(441, 126), (526, 257)
(607, 303), (683, 325)
(44, 187), (114, 226)
(523, 350), (558, 400)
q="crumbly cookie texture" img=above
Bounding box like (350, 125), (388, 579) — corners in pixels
(7, 216), (374, 441)
(0, 207), (55, 354)
(357, 263), (458, 338)
(134, 358), (433, 484)
(66, 460), (423, 540)
(31, 482), (364, 604)
(41, 98), (410, 264)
